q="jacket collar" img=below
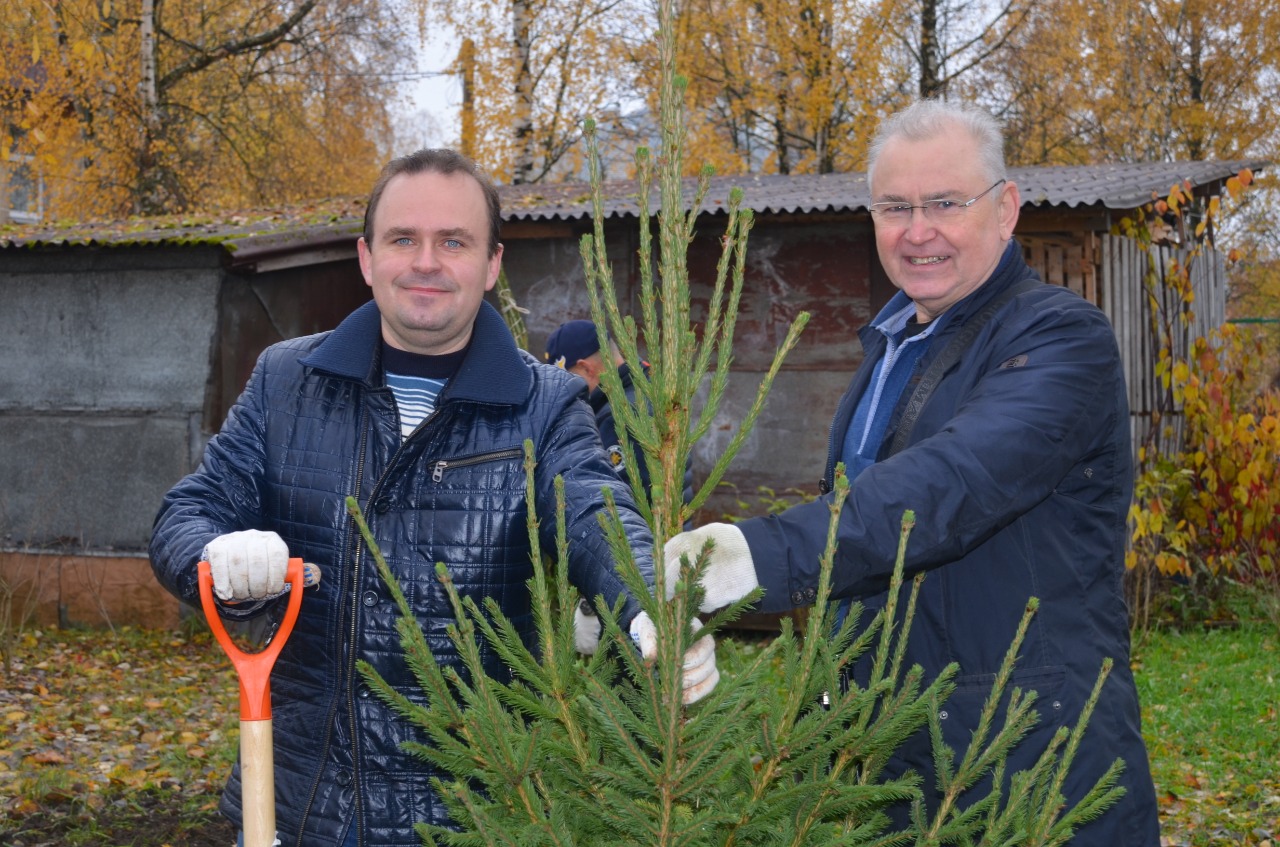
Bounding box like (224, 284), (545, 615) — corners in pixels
(943, 239), (1034, 325)
(301, 299), (533, 405)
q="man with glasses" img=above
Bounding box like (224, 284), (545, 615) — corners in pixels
(663, 100), (1160, 843)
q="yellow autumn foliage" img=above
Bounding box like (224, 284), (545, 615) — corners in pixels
(1130, 324), (1280, 584)
(0, 0), (407, 219)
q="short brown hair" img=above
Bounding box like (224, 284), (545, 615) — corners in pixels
(362, 149), (502, 257)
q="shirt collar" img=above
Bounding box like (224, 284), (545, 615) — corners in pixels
(872, 297), (945, 343)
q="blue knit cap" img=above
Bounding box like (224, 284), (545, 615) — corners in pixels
(544, 319), (600, 368)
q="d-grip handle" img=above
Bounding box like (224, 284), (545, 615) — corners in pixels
(197, 558), (306, 721)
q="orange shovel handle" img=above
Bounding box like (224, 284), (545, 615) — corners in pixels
(197, 558), (306, 721)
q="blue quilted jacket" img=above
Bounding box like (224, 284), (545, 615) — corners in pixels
(150, 300), (654, 846)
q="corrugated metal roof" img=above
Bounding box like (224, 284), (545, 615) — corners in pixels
(1, 159), (1264, 254)
(502, 159), (1268, 221)
(1011, 159), (1266, 210)
(0, 197), (368, 255)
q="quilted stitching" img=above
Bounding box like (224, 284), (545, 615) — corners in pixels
(151, 309), (654, 845)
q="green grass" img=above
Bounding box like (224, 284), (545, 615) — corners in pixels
(1134, 620), (1280, 846)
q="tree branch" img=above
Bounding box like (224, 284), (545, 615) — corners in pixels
(156, 0), (320, 92)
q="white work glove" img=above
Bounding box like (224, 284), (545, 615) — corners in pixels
(663, 522), (759, 612)
(202, 529), (289, 602)
(574, 600), (603, 655)
(628, 612), (719, 704)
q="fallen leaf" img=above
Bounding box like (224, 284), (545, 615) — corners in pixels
(32, 750), (68, 765)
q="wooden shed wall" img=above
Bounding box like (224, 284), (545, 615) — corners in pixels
(1022, 232), (1099, 302)
(1098, 235), (1226, 457)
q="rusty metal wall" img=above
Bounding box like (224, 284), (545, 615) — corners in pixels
(501, 212), (874, 521)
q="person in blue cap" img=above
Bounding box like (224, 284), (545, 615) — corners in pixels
(545, 319), (694, 503)
(546, 319), (696, 653)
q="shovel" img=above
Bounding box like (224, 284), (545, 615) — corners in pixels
(198, 558), (316, 847)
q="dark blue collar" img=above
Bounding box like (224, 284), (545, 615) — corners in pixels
(301, 300), (533, 405)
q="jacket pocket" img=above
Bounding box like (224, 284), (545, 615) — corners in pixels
(428, 447), (524, 483)
(941, 664), (1069, 772)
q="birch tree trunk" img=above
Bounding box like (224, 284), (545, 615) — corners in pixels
(918, 0), (941, 97)
(138, 0), (165, 213)
(511, 0), (535, 184)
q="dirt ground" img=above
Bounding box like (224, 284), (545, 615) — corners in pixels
(0, 795), (236, 847)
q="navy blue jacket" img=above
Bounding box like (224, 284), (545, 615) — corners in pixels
(150, 301), (653, 846)
(737, 245), (1159, 844)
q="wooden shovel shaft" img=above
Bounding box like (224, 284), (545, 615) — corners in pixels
(241, 719), (276, 847)
(198, 558), (312, 847)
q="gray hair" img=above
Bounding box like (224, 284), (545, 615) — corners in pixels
(866, 100), (1007, 189)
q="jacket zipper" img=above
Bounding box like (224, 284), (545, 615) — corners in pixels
(295, 398), (521, 843)
(345, 414), (387, 847)
(336, 442), (520, 838)
(294, 413), (370, 847)
(431, 447), (524, 483)
(338, 400), (440, 845)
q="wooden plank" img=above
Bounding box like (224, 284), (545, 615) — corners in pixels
(1023, 239), (1044, 282)
(1082, 233), (1098, 303)
(1049, 244), (1067, 292)
(1065, 243), (1079, 296)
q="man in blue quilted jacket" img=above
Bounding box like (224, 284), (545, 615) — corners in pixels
(663, 101), (1161, 844)
(150, 148), (717, 847)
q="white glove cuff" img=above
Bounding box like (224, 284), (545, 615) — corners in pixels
(573, 600), (602, 655)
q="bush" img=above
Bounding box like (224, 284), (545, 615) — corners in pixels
(1128, 323), (1280, 625)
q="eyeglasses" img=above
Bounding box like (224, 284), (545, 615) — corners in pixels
(869, 179), (1007, 225)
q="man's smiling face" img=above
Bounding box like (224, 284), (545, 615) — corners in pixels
(357, 169), (502, 355)
(870, 126), (1019, 322)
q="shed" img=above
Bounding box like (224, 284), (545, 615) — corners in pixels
(0, 159), (1262, 627)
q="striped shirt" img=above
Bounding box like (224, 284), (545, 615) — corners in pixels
(382, 341), (467, 439)
(385, 372), (447, 437)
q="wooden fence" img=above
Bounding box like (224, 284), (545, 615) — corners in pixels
(1024, 233), (1226, 458)
(1023, 232), (1099, 302)
(1097, 234), (1226, 456)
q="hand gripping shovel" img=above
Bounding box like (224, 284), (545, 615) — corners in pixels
(198, 558), (314, 847)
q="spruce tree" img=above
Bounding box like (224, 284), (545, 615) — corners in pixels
(354, 0), (1126, 843)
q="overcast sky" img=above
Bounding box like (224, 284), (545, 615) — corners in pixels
(393, 34), (461, 152)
